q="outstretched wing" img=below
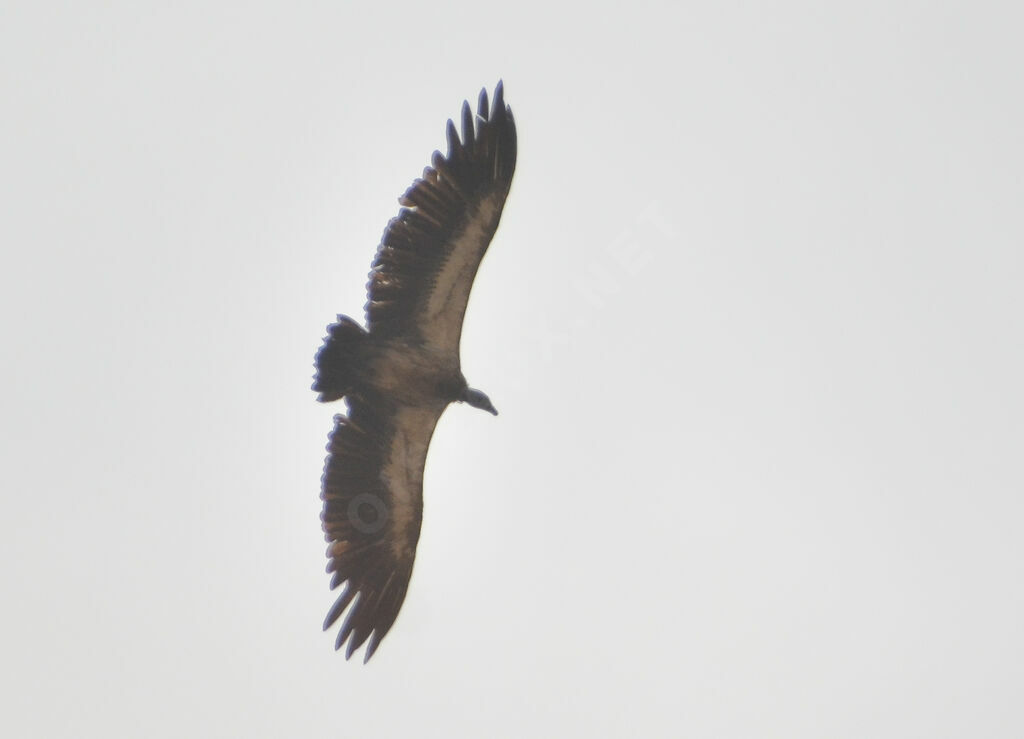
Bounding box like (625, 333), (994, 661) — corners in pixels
(366, 81), (517, 359)
(320, 394), (444, 661)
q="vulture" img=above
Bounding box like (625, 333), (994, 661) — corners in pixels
(312, 82), (516, 662)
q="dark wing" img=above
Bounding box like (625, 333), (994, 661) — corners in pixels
(320, 393), (443, 662)
(366, 81), (517, 358)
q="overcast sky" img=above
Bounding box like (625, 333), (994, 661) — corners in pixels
(2, 2), (1022, 737)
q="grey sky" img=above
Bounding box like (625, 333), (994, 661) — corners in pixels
(2, 2), (1022, 737)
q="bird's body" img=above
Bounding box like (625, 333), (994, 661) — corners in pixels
(313, 83), (516, 662)
(366, 340), (463, 406)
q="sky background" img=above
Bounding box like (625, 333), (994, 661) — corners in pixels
(2, 1), (1023, 737)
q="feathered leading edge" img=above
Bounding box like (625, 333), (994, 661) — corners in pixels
(319, 82), (516, 662)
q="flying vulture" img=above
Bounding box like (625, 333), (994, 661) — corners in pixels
(312, 82), (516, 661)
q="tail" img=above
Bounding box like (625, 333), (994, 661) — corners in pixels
(313, 315), (368, 403)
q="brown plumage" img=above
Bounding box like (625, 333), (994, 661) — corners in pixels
(313, 82), (516, 661)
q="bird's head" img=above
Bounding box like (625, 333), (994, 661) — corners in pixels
(460, 386), (498, 416)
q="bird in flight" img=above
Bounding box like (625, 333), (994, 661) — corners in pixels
(312, 82), (516, 662)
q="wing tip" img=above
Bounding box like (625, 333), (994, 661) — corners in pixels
(445, 118), (460, 158)
(461, 100), (474, 145)
(493, 79), (505, 114)
(478, 86), (489, 117)
(331, 632), (380, 664)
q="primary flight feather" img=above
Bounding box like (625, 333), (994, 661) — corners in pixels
(313, 82), (516, 662)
